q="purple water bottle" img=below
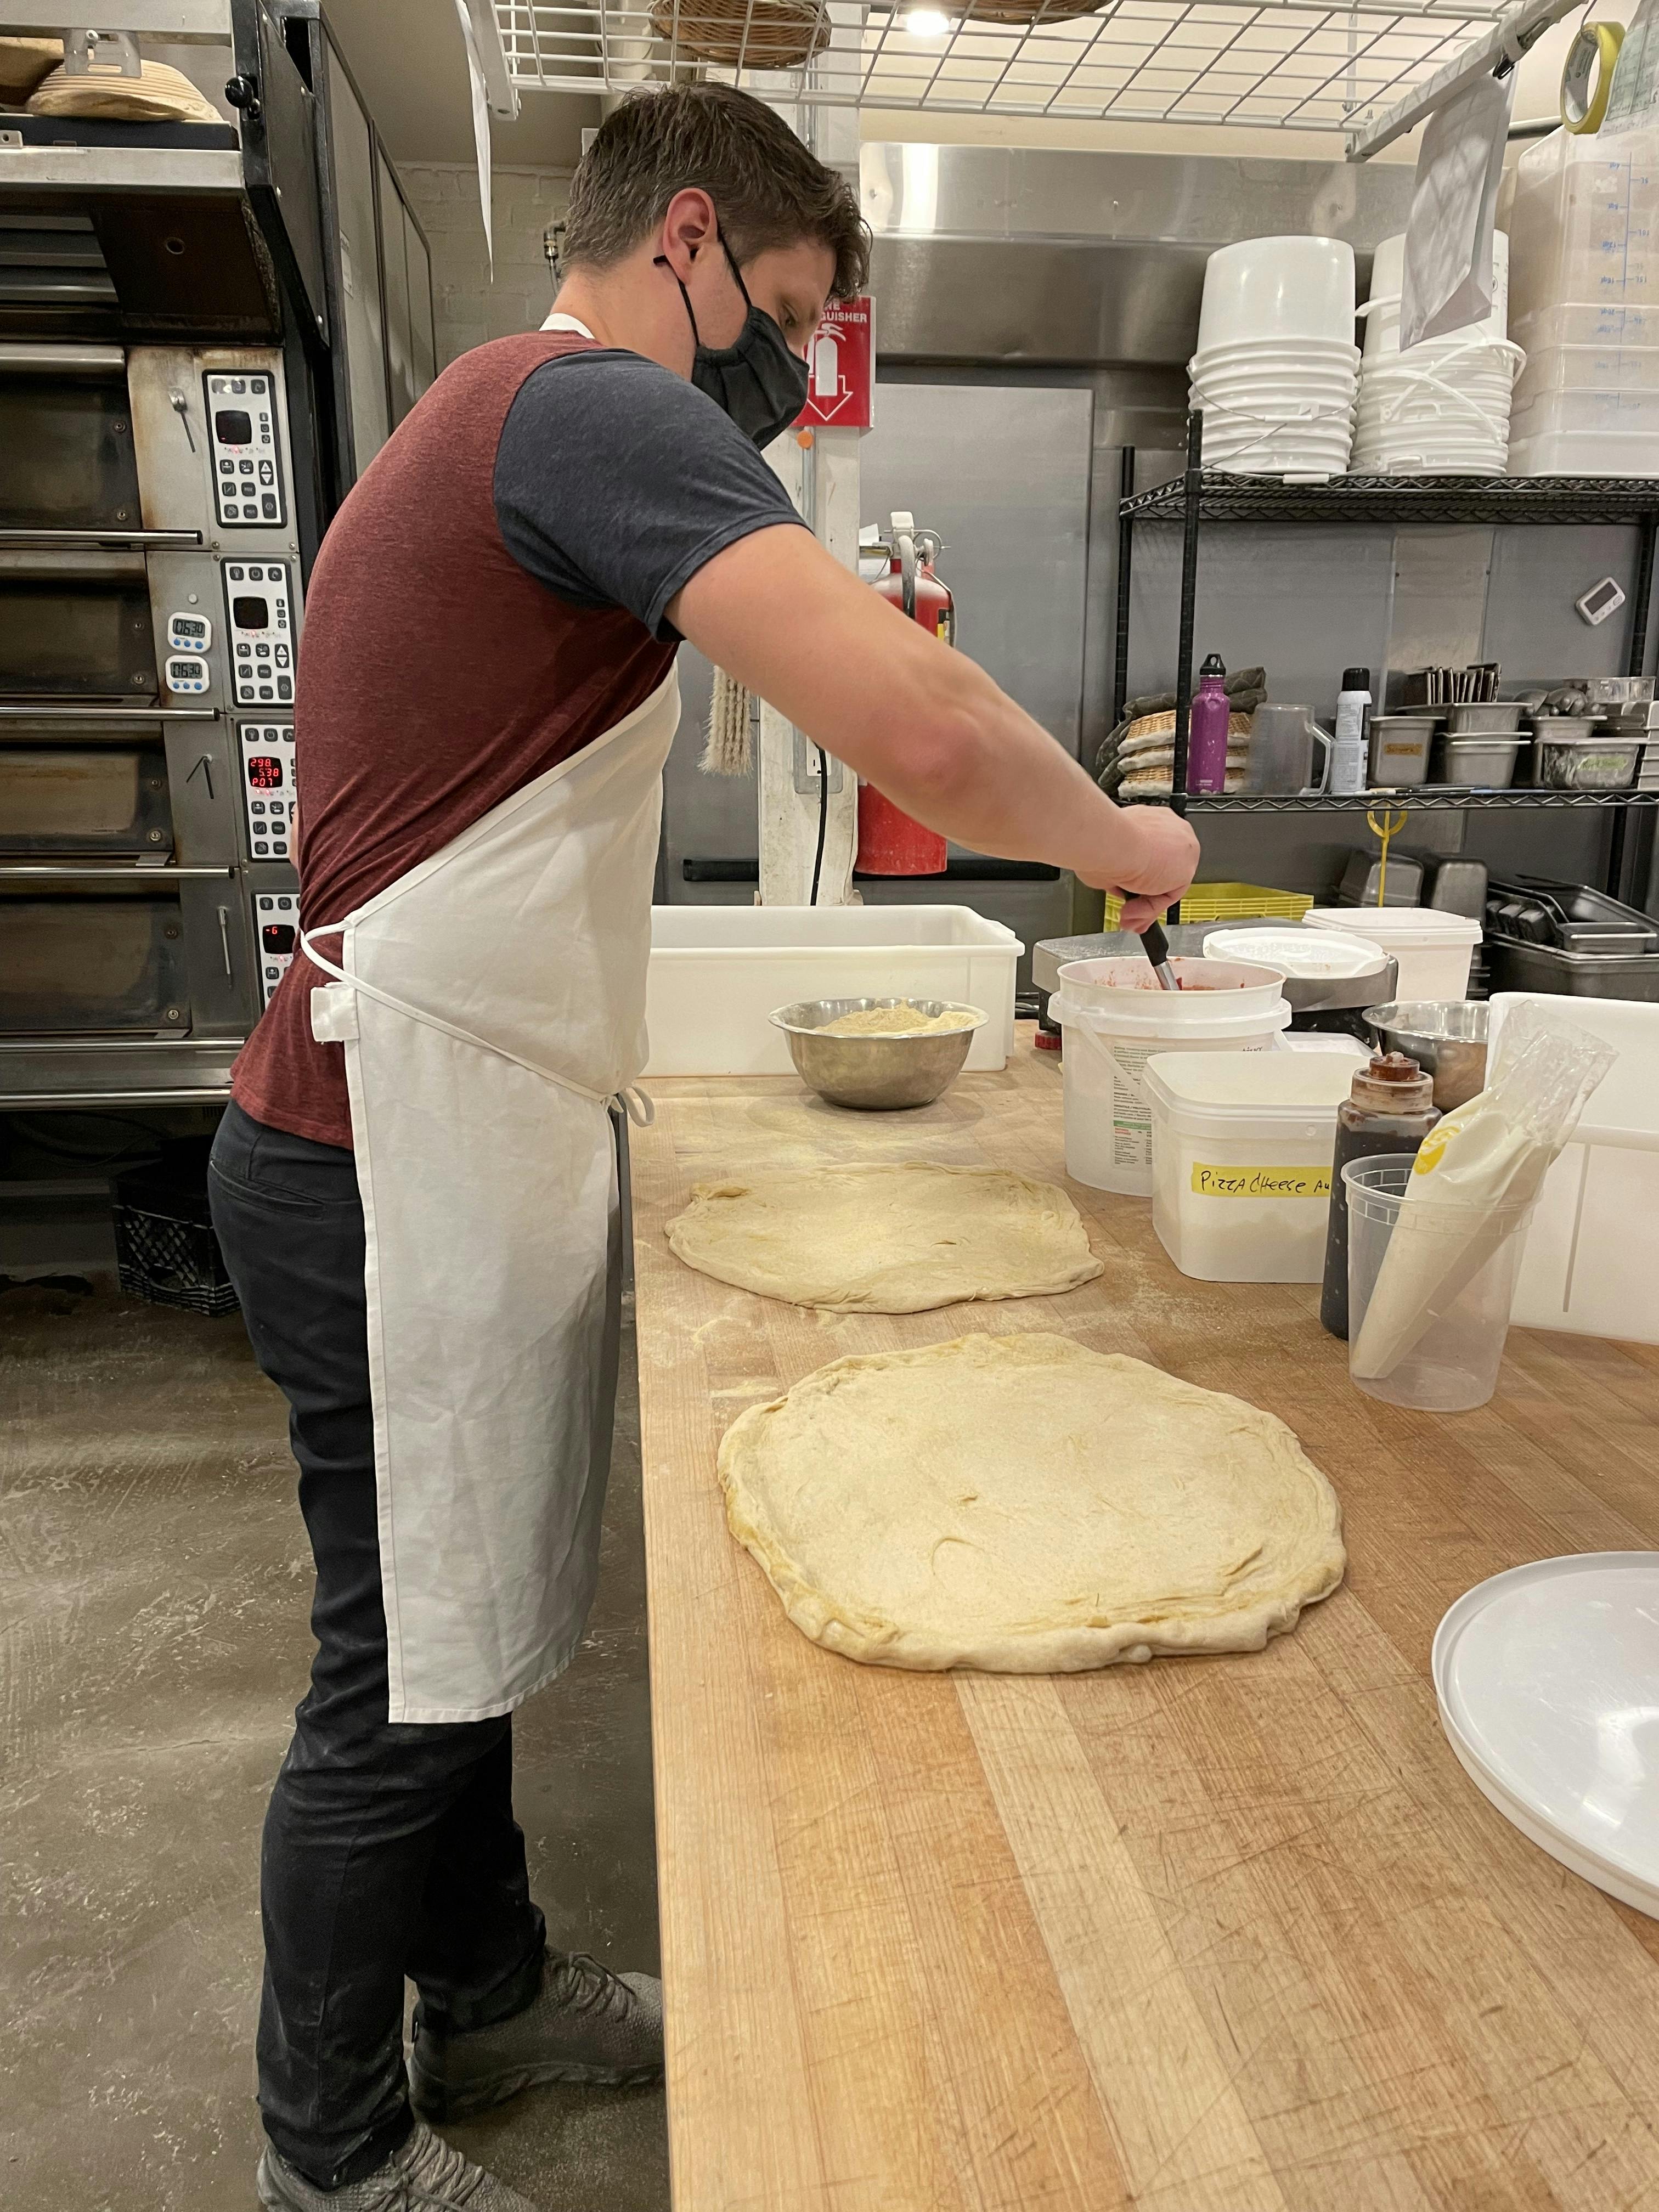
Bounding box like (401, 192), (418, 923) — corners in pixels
(1186, 651), (1230, 794)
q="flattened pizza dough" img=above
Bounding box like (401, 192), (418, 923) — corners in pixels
(718, 1333), (1345, 1671)
(665, 1163), (1103, 1313)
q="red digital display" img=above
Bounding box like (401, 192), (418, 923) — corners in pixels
(247, 754), (284, 789)
(262, 923), (296, 957)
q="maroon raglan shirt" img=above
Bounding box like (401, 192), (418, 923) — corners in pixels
(232, 329), (802, 1148)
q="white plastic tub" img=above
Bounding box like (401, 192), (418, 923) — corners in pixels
(1489, 991), (1659, 1342)
(1050, 956), (1290, 1195)
(1302, 909), (1480, 1003)
(643, 904), (1021, 1077)
(1147, 1051), (1356, 1282)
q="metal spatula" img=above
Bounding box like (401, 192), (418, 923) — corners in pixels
(1138, 918), (1179, 992)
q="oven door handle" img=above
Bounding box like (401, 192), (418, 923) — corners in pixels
(0, 863), (234, 882)
(0, 342), (126, 373)
(0, 705), (218, 721)
(0, 528), (204, 549)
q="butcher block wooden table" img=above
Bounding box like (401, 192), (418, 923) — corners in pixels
(629, 1031), (1659, 2212)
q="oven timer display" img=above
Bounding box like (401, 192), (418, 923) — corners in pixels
(247, 754), (285, 790)
(165, 653), (210, 696)
(167, 610), (212, 652)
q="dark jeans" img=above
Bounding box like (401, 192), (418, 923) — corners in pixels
(209, 1101), (546, 2189)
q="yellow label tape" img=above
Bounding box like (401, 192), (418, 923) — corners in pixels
(1190, 1164), (1331, 1199)
(1562, 21), (1625, 134)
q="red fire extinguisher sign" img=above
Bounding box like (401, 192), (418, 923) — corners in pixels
(794, 296), (874, 430)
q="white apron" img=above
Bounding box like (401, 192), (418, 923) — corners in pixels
(304, 670), (679, 1722)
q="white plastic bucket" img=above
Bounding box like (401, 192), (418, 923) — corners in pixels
(1051, 957), (1291, 1195)
(1147, 1050), (1359, 1282)
(1302, 908), (1481, 1002)
(1197, 236), (1357, 352)
(1362, 230), (1509, 359)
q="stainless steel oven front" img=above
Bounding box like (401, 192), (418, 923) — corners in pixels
(0, 339), (304, 1107)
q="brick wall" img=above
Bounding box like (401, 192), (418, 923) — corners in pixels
(399, 162), (574, 368)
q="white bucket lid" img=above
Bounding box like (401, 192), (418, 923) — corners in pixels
(1202, 926), (1387, 979)
(1304, 906), (1483, 948)
(1434, 1555), (1659, 1918)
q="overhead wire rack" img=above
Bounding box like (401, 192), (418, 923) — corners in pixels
(493, 0), (1521, 137)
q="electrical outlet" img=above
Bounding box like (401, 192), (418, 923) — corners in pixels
(792, 729), (845, 797)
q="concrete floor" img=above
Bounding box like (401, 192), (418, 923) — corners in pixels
(0, 1273), (669, 2211)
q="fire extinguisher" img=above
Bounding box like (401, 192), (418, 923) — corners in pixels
(859, 510), (954, 877)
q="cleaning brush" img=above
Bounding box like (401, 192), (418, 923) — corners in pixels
(701, 667), (754, 777)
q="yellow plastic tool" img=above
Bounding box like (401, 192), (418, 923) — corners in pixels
(1562, 20), (1625, 134)
(1367, 806), (1409, 908)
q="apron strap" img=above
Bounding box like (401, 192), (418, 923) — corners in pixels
(303, 923), (626, 1114)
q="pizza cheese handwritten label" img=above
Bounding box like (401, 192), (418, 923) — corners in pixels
(1190, 1164), (1331, 1199)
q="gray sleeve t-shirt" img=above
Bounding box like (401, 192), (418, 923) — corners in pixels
(493, 347), (806, 641)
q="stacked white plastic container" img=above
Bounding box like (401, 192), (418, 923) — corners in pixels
(1505, 128), (1659, 473)
(1351, 232), (1523, 475)
(1188, 237), (1357, 476)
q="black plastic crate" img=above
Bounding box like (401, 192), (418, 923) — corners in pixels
(111, 1138), (238, 1318)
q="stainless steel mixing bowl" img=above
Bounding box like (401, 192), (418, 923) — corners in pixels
(1362, 999), (1489, 1110)
(770, 998), (988, 1110)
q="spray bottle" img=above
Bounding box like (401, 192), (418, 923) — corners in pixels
(1329, 665), (1372, 797)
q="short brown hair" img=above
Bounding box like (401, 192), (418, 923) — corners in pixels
(562, 83), (869, 301)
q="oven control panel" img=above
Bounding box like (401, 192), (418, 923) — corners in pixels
(223, 562), (295, 706)
(240, 723), (296, 860)
(205, 371), (287, 528)
(253, 890), (299, 1007)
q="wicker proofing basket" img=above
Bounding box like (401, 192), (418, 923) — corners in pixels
(0, 36), (63, 104)
(29, 59), (223, 124)
(955, 0), (1107, 25)
(651, 0), (829, 67)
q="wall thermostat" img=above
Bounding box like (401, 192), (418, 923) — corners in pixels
(1577, 575), (1627, 627)
(165, 653), (211, 695)
(168, 610), (212, 652)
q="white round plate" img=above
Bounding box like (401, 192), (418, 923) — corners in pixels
(1434, 1552), (1659, 1917)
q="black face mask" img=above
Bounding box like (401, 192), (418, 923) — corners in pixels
(659, 232), (810, 449)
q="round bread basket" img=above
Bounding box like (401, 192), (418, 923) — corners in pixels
(650, 0), (829, 67)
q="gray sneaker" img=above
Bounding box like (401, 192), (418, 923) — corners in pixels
(409, 1947), (664, 2121)
(256, 2119), (540, 2209)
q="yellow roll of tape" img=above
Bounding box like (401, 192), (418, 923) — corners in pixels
(1562, 19), (1626, 133)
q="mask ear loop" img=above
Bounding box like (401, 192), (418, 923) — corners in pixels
(653, 250), (704, 351)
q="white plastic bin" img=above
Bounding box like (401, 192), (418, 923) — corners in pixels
(1488, 992), (1659, 1343)
(644, 904), (1020, 1077)
(1302, 909), (1480, 1003)
(1146, 1052), (1356, 1282)
(1051, 957), (1290, 1195)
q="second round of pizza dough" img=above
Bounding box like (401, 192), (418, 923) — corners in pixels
(719, 1333), (1346, 1671)
(665, 1162), (1104, 1312)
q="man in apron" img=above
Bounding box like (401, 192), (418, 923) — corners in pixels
(215, 82), (1199, 2212)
